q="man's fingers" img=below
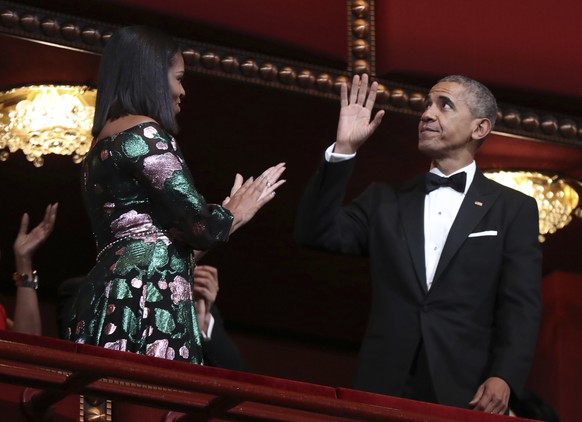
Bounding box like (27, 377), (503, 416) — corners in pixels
(204, 265), (218, 277)
(357, 73), (369, 105)
(365, 80), (379, 110)
(369, 110), (385, 132)
(468, 383), (484, 407)
(469, 386), (507, 414)
(194, 266), (218, 282)
(349, 74), (360, 104)
(340, 81), (349, 108)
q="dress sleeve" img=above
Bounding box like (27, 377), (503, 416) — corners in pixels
(112, 122), (233, 250)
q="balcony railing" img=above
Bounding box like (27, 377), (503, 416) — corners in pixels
(0, 330), (533, 421)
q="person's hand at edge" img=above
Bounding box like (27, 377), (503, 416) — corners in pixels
(11, 203), (58, 335)
(193, 265), (219, 335)
(13, 203), (58, 273)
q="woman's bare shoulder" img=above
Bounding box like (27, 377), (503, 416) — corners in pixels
(95, 115), (159, 142)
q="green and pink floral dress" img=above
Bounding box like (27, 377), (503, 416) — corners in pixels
(67, 122), (233, 364)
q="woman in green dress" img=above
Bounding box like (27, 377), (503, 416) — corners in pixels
(67, 26), (285, 364)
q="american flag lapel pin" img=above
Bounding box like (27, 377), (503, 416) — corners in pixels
(474, 201), (483, 207)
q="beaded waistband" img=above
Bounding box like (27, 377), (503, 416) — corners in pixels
(95, 229), (166, 261)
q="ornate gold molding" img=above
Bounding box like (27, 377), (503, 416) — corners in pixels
(80, 395), (112, 422)
(1, 0), (581, 148)
(347, 0), (376, 76)
(0, 2), (111, 52)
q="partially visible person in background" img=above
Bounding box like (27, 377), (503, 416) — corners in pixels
(1, 203), (58, 335)
(193, 264), (248, 371)
(56, 275), (85, 339)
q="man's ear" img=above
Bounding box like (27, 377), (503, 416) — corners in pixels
(471, 118), (492, 142)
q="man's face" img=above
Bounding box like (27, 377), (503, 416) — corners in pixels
(418, 81), (478, 159)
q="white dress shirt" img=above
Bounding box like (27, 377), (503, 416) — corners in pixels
(424, 162), (475, 289)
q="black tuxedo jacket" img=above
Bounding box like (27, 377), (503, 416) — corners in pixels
(295, 158), (542, 408)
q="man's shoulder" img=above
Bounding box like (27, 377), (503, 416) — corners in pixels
(476, 172), (537, 208)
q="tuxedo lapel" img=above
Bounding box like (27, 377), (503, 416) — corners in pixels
(398, 177), (428, 294)
(432, 171), (500, 286)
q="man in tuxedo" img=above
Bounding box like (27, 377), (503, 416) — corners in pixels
(295, 74), (541, 414)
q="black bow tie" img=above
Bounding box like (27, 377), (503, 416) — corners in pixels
(425, 171), (467, 193)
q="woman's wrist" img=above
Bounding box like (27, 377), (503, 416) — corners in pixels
(228, 213), (244, 235)
(14, 255), (33, 275)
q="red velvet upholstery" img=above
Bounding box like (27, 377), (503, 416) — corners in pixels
(0, 304), (6, 330)
(0, 330), (539, 421)
(527, 271), (582, 422)
(75, 341), (338, 397)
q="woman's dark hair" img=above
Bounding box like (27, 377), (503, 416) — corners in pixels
(92, 25), (181, 137)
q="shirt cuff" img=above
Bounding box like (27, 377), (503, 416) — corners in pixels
(325, 143), (356, 163)
(200, 314), (215, 342)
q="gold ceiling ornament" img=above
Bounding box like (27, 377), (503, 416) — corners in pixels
(484, 170), (581, 242)
(0, 84), (96, 167)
